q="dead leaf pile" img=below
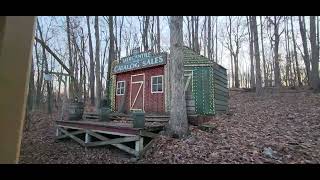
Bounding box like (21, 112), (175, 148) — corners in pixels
(20, 89), (320, 164)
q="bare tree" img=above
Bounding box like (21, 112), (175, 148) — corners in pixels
(191, 16), (195, 50)
(298, 16), (311, 85)
(34, 35), (43, 109)
(150, 16), (155, 52)
(80, 28), (87, 102)
(66, 16), (75, 99)
(291, 16), (302, 86)
(215, 16), (218, 62)
(157, 16), (161, 53)
(251, 16), (262, 95)
(226, 16), (246, 88)
(194, 16), (200, 53)
(37, 19), (52, 113)
(207, 16), (212, 60)
(167, 16), (188, 138)
(268, 16), (284, 88)
(226, 17), (234, 87)
(94, 16), (101, 108)
(260, 16), (267, 86)
(247, 16), (255, 88)
(86, 16), (95, 105)
(142, 16), (150, 51)
(80, 27), (87, 103)
(186, 17), (192, 48)
(106, 16), (115, 106)
(119, 16), (124, 59)
(27, 58), (35, 112)
(284, 17), (291, 86)
(310, 16), (320, 91)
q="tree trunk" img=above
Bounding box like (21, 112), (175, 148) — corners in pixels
(106, 16), (115, 107)
(86, 16), (95, 105)
(119, 16), (124, 59)
(298, 16), (311, 85)
(167, 16), (188, 138)
(150, 16), (155, 52)
(310, 16), (320, 91)
(142, 16), (150, 51)
(80, 28), (87, 103)
(66, 16), (75, 100)
(291, 16), (302, 86)
(285, 18), (290, 86)
(34, 40), (42, 109)
(187, 16), (191, 48)
(215, 16), (218, 62)
(94, 16), (101, 108)
(114, 17), (118, 60)
(228, 17), (234, 87)
(157, 16), (161, 53)
(317, 16), (320, 57)
(248, 16), (255, 88)
(273, 16), (281, 88)
(234, 54), (240, 88)
(211, 17), (215, 61)
(203, 16), (207, 56)
(27, 58), (35, 112)
(73, 32), (80, 95)
(83, 54), (87, 104)
(286, 18), (293, 86)
(270, 62), (274, 87)
(251, 16), (262, 95)
(191, 16), (195, 50)
(207, 16), (211, 60)
(194, 16), (200, 54)
(101, 36), (109, 97)
(79, 42), (83, 99)
(57, 66), (62, 103)
(37, 19), (52, 114)
(260, 16), (267, 86)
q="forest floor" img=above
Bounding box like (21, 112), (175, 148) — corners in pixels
(20, 88), (320, 164)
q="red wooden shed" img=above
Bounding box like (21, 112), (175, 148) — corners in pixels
(112, 49), (169, 115)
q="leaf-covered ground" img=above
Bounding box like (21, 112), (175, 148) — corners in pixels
(20, 89), (320, 164)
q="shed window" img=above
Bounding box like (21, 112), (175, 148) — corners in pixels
(116, 81), (125, 95)
(151, 75), (163, 93)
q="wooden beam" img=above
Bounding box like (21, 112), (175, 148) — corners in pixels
(139, 131), (158, 138)
(58, 127), (85, 146)
(85, 136), (139, 147)
(34, 37), (72, 76)
(0, 16), (36, 163)
(86, 130), (139, 156)
(56, 129), (85, 140)
(56, 124), (136, 137)
(139, 139), (155, 158)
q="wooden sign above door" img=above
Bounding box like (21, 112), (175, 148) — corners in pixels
(113, 51), (167, 74)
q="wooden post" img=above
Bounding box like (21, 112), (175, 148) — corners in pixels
(56, 127), (61, 137)
(0, 16), (36, 163)
(135, 136), (144, 152)
(85, 131), (91, 143)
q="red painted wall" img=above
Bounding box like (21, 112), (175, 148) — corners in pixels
(115, 66), (165, 113)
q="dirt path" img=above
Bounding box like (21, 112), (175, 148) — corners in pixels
(20, 90), (320, 164)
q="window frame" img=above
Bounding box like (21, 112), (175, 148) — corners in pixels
(151, 75), (164, 94)
(116, 81), (125, 96)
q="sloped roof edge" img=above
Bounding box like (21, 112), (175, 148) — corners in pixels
(182, 46), (227, 70)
